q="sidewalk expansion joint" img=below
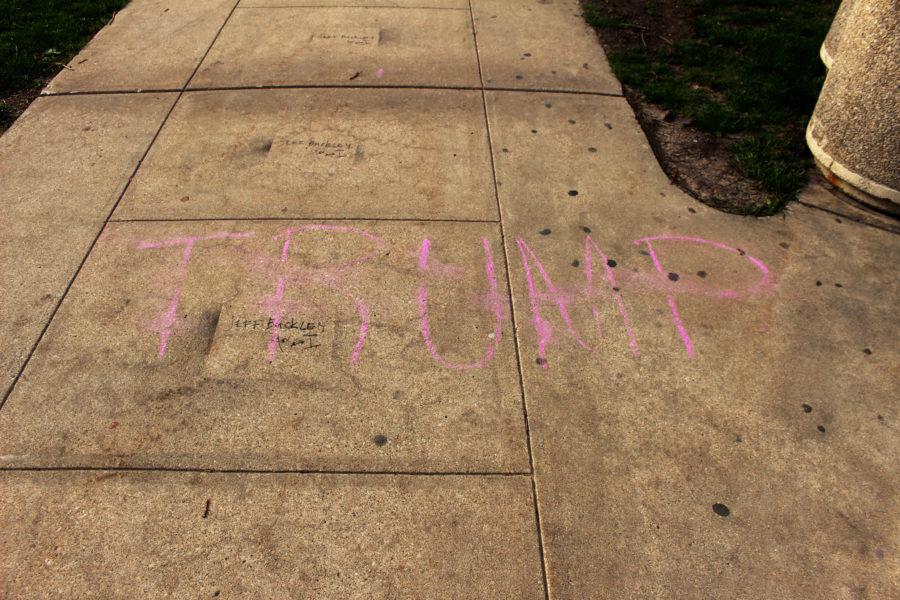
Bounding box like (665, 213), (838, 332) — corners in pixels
(796, 200), (900, 236)
(468, 2), (551, 599)
(0, 466), (532, 477)
(40, 84), (625, 98)
(237, 5), (467, 10)
(109, 216), (502, 224)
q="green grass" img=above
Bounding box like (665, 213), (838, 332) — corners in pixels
(584, 0), (838, 214)
(0, 0), (129, 127)
(584, 9), (632, 30)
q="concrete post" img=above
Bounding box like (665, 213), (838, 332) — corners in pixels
(807, 0), (900, 215)
(820, 0), (856, 69)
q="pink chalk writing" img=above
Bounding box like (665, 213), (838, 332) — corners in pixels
(132, 225), (773, 369)
(584, 236), (640, 359)
(417, 238), (503, 369)
(264, 224), (384, 363)
(138, 231), (255, 357)
(516, 238), (590, 368)
(634, 235), (772, 358)
(351, 299), (369, 366)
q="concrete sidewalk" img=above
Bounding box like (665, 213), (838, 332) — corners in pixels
(0, 0), (897, 597)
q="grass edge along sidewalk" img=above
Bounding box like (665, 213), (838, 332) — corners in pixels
(582, 0), (839, 215)
(0, 0), (129, 131)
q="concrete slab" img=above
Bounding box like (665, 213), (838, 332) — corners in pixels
(3, 0), (898, 593)
(113, 88), (496, 221)
(0, 221), (528, 472)
(190, 6), (479, 88)
(241, 0), (466, 7)
(798, 177), (900, 235)
(0, 471), (544, 598)
(43, 0), (236, 93)
(486, 90), (899, 597)
(0, 93), (175, 400)
(472, 0), (621, 94)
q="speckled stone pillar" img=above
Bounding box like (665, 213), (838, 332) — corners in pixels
(820, 0), (856, 69)
(807, 0), (900, 214)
